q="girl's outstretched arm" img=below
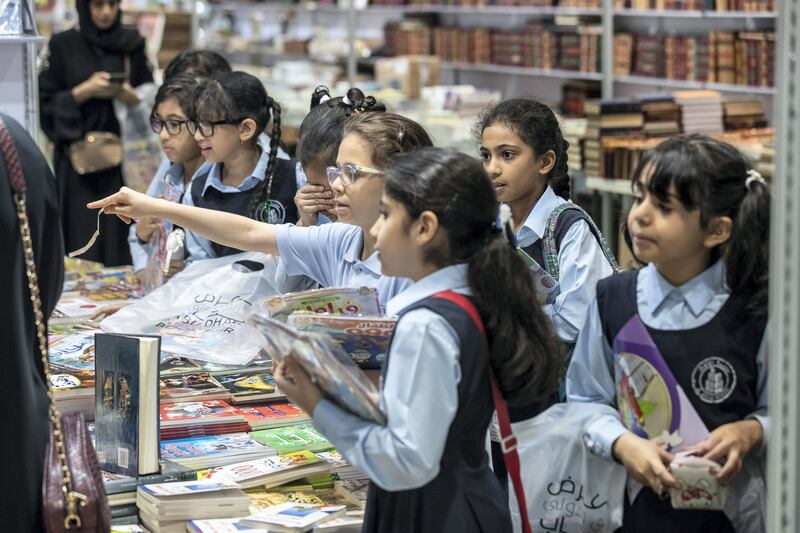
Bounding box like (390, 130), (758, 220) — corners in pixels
(88, 186), (279, 256)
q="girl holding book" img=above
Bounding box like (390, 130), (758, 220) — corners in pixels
(273, 147), (560, 532)
(88, 112), (433, 311)
(566, 135), (769, 532)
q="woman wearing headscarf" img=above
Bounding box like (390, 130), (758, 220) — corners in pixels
(39, 0), (153, 266)
(0, 114), (64, 530)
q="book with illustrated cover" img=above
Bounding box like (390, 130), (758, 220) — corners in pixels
(287, 314), (397, 370)
(249, 314), (385, 425)
(249, 424), (332, 455)
(160, 373), (230, 403)
(48, 332), (97, 374)
(160, 400), (246, 428)
(239, 502), (347, 532)
(160, 353), (203, 376)
(95, 333), (161, 477)
(215, 372), (285, 404)
(263, 287), (381, 322)
(516, 248), (560, 305)
(245, 486), (361, 513)
(187, 519), (262, 533)
(161, 423), (253, 441)
(160, 433), (275, 469)
(139, 479), (241, 497)
(198, 450), (329, 489)
(236, 403), (310, 431)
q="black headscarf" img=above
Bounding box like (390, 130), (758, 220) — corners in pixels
(76, 0), (145, 55)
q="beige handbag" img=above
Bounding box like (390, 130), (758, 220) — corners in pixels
(68, 131), (123, 175)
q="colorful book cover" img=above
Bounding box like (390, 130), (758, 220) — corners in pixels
(48, 333), (97, 374)
(245, 487), (359, 513)
(160, 373), (227, 400)
(236, 403), (309, 428)
(263, 287), (381, 321)
(613, 316), (710, 451)
(160, 433), (268, 460)
(160, 353), (203, 376)
(516, 248), (560, 305)
(187, 519), (262, 533)
(198, 450), (323, 487)
(249, 424), (332, 454)
(215, 372), (283, 401)
(50, 372), (95, 394)
(139, 479), (241, 497)
(287, 314), (397, 369)
(240, 502), (346, 530)
(160, 400), (243, 426)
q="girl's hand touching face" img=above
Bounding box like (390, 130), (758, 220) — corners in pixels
(612, 432), (680, 494)
(273, 357), (324, 415)
(684, 419), (764, 485)
(87, 186), (161, 224)
(295, 184), (335, 226)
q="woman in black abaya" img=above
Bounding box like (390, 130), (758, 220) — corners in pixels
(40, 0), (153, 266)
(0, 114), (64, 531)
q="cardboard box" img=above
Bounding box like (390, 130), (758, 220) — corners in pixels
(375, 55), (441, 99)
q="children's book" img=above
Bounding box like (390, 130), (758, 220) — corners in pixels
(139, 479), (241, 497)
(516, 247), (561, 305)
(249, 314), (385, 424)
(214, 372), (285, 404)
(239, 502), (347, 532)
(187, 519), (262, 533)
(48, 332), (98, 374)
(94, 333), (161, 477)
(236, 403), (310, 431)
(245, 486), (361, 513)
(287, 314), (397, 370)
(249, 424), (332, 455)
(160, 400), (246, 428)
(198, 450), (329, 489)
(160, 353), (203, 376)
(137, 485), (251, 522)
(160, 433), (275, 469)
(161, 423), (253, 441)
(160, 373), (230, 403)
(263, 287), (381, 322)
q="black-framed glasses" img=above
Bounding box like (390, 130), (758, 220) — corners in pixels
(186, 118), (246, 138)
(326, 163), (383, 187)
(149, 116), (191, 136)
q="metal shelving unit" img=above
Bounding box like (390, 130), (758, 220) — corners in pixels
(0, 33), (44, 137)
(615, 75), (778, 95)
(440, 62), (604, 81)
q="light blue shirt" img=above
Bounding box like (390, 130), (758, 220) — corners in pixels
(127, 157), (210, 271)
(517, 186), (615, 343)
(274, 222), (412, 312)
(313, 264), (468, 491)
(566, 261), (769, 460)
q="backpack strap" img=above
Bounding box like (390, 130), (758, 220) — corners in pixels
(431, 290), (533, 533)
(542, 202), (621, 281)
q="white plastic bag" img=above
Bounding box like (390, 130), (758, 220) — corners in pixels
(101, 252), (280, 364)
(509, 403), (626, 533)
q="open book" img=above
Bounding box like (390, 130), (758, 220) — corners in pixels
(249, 313), (385, 425)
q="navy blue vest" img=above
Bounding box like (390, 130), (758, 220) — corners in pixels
(190, 158), (299, 257)
(596, 270), (764, 432)
(363, 295), (511, 533)
(521, 207), (596, 273)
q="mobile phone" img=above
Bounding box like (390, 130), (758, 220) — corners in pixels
(108, 72), (127, 84)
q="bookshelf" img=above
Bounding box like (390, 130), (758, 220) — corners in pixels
(440, 62), (605, 81)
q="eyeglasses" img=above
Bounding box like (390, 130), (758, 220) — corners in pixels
(186, 118), (245, 138)
(326, 163), (383, 187)
(149, 116), (191, 136)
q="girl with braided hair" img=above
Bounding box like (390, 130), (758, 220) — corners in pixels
(183, 71), (299, 259)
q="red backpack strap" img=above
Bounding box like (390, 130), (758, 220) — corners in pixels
(432, 290), (533, 533)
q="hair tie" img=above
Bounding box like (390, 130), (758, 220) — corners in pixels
(342, 95), (353, 107)
(745, 169), (766, 190)
(397, 127), (405, 143)
(497, 203), (516, 246)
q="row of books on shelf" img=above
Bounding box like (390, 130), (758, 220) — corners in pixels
(371, 0), (602, 7)
(614, 31), (775, 87)
(579, 92), (774, 179)
(386, 20), (602, 73)
(613, 0), (774, 10)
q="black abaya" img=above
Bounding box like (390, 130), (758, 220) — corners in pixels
(0, 114), (65, 531)
(39, 24), (152, 266)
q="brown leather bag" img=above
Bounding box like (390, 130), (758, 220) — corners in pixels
(68, 131), (123, 175)
(0, 117), (111, 532)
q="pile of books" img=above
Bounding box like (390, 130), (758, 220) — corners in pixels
(583, 99), (644, 177)
(640, 95), (682, 138)
(161, 432), (278, 470)
(723, 99), (768, 130)
(561, 80), (601, 118)
(674, 90), (724, 134)
(372, 0), (601, 6)
(613, 0), (775, 10)
(160, 400), (251, 440)
(53, 264), (143, 323)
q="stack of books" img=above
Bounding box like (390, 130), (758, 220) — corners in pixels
(48, 323), (102, 417)
(160, 400), (251, 440)
(237, 403), (311, 431)
(214, 371), (286, 405)
(160, 373), (230, 404)
(199, 450), (333, 489)
(673, 90), (724, 134)
(52, 265), (142, 323)
(160, 432), (277, 470)
(249, 424), (333, 455)
(583, 99), (644, 177)
(723, 99), (768, 130)
(640, 95), (682, 137)
(561, 80), (601, 118)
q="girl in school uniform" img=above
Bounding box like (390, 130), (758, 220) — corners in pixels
(88, 112), (433, 311)
(273, 147), (561, 532)
(566, 135), (769, 532)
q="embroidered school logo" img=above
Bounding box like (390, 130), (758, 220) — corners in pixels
(691, 357), (737, 404)
(259, 200), (286, 224)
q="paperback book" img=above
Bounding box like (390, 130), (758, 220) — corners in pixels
(198, 450), (330, 489)
(263, 287), (381, 322)
(249, 424), (332, 454)
(215, 372), (285, 404)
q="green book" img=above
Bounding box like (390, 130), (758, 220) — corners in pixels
(249, 424), (332, 454)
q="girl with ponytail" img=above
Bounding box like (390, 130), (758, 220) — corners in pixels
(183, 71), (299, 259)
(272, 147), (559, 533)
(567, 135), (770, 531)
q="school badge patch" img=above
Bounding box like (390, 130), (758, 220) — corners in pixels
(691, 357), (737, 404)
(259, 200), (286, 224)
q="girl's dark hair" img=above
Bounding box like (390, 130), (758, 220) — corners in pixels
(626, 134), (770, 317)
(163, 50), (233, 82)
(384, 147), (560, 404)
(152, 74), (199, 116)
(194, 72), (282, 221)
(477, 98), (571, 200)
(342, 112), (434, 170)
(297, 86), (386, 174)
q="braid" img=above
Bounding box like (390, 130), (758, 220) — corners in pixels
(549, 135), (571, 200)
(248, 98), (283, 221)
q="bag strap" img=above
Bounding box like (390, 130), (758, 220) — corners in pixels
(0, 118), (86, 529)
(431, 290), (533, 533)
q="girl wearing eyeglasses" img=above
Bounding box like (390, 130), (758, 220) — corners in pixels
(183, 71), (299, 259)
(88, 112), (433, 312)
